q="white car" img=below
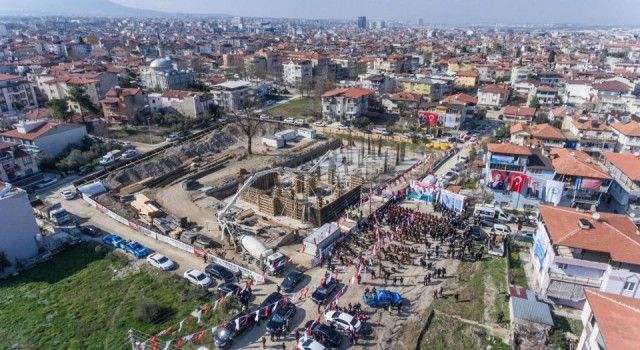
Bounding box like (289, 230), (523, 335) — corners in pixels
(284, 117), (295, 124)
(337, 124), (349, 131)
(61, 190), (76, 200)
(184, 269), (212, 287)
(294, 119), (304, 126)
(313, 121), (326, 127)
(121, 149), (138, 159)
(146, 253), (175, 271)
(297, 337), (326, 350)
(36, 176), (58, 189)
(324, 310), (361, 333)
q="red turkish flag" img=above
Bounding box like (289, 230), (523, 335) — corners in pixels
(509, 173), (528, 193)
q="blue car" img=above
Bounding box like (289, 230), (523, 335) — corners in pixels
(124, 241), (149, 258)
(363, 289), (402, 307)
(102, 234), (124, 248)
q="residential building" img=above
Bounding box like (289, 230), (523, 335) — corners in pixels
(211, 80), (252, 112)
(548, 148), (611, 209)
(483, 143), (554, 211)
(478, 84), (510, 108)
(577, 290), (640, 350)
(358, 74), (395, 94)
(381, 92), (422, 116)
(0, 74), (38, 121)
(38, 71), (117, 114)
(531, 205), (640, 309)
(0, 142), (39, 183)
(141, 57), (194, 91)
(99, 87), (148, 124)
(321, 88), (373, 122)
(0, 120), (87, 158)
(454, 70), (478, 88)
(0, 183), (39, 269)
(528, 85), (559, 107)
(562, 116), (617, 156)
(592, 81), (632, 113)
(150, 90), (213, 118)
(510, 66), (532, 85)
(601, 152), (640, 224)
(563, 80), (592, 106)
(611, 120), (640, 153)
(502, 106), (537, 123)
(396, 77), (443, 101)
(283, 59), (313, 88)
(510, 123), (566, 148)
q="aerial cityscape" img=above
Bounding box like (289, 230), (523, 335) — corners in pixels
(1, 1), (640, 349)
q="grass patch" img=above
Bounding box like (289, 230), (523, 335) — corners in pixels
(264, 96), (321, 118)
(550, 313), (584, 349)
(463, 179), (479, 189)
(420, 314), (509, 350)
(0, 242), (225, 349)
(105, 126), (170, 144)
(508, 250), (528, 287)
(432, 257), (508, 325)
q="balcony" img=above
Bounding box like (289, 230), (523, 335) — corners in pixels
(549, 270), (602, 288)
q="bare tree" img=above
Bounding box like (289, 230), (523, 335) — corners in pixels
(228, 112), (264, 155)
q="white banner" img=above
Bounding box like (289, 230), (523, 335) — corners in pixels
(439, 189), (465, 214)
(544, 180), (564, 205)
(156, 234), (194, 254)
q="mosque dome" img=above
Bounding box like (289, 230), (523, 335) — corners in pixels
(149, 57), (173, 70)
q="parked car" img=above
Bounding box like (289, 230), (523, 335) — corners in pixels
(124, 241), (149, 258)
(258, 292), (283, 319)
(193, 234), (215, 249)
(266, 302), (297, 334)
(77, 165), (93, 175)
(80, 225), (102, 237)
(280, 270), (304, 293)
(179, 231), (198, 244)
(213, 310), (254, 348)
(284, 117), (295, 124)
(102, 234), (124, 248)
(296, 338), (326, 350)
(121, 149), (138, 159)
(146, 253), (175, 270)
(217, 282), (241, 296)
(184, 269), (212, 287)
(324, 310), (362, 334)
(294, 119), (304, 126)
(37, 176), (58, 189)
(337, 124), (349, 131)
(259, 114), (271, 120)
(61, 190), (76, 200)
(311, 278), (339, 305)
(304, 320), (343, 348)
(313, 121), (326, 127)
(205, 263), (236, 283)
(165, 134), (181, 143)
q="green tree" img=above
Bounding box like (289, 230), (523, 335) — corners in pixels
(46, 98), (71, 122)
(529, 96), (540, 109)
(533, 112), (550, 124)
(68, 86), (99, 118)
(117, 76), (141, 89)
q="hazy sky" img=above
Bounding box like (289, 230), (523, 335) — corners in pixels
(111, 0), (640, 24)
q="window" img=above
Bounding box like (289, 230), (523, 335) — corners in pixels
(590, 315), (596, 327)
(557, 263), (568, 269)
(624, 281), (636, 291)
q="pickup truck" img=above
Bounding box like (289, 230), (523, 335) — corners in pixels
(32, 200), (72, 225)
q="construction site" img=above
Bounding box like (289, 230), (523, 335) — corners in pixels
(79, 121), (423, 272)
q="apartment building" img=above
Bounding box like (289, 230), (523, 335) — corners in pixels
(0, 142), (39, 183)
(282, 59), (313, 87)
(601, 152), (640, 225)
(477, 84), (510, 108)
(0, 120), (87, 157)
(510, 123), (566, 148)
(321, 87), (373, 122)
(100, 87), (148, 124)
(396, 77), (443, 101)
(0, 74), (38, 120)
(531, 205), (640, 309)
(148, 90), (213, 118)
(0, 183), (39, 269)
(611, 120), (640, 153)
(577, 290), (640, 350)
(502, 106), (536, 123)
(562, 116), (617, 157)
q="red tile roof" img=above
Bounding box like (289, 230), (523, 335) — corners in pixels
(504, 106), (536, 119)
(0, 121), (76, 141)
(0, 73), (24, 82)
(487, 143), (533, 156)
(570, 116), (610, 131)
(591, 81), (631, 93)
(549, 148), (610, 179)
(479, 84), (508, 94)
(539, 205), (640, 265)
(322, 87), (374, 99)
(584, 290), (640, 350)
(611, 121), (640, 137)
(388, 92), (422, 103)
(442, 93), (477, 105)
(602, 152), (640, 182)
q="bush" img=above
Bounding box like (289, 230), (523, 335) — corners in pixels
(134, 298), (171, 324)
(93, 245), (107, 257)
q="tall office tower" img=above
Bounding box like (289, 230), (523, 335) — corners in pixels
(357, 16), (367, 29)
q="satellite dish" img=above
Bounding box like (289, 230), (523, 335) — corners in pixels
(592, 212), (601, 221)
